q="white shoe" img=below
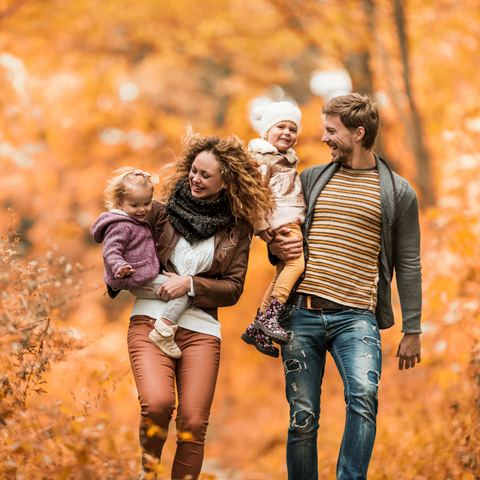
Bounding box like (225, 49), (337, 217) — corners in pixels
(149, 323), (182, 358)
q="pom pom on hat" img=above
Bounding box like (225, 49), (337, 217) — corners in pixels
(252, 104), (267, 122)
(254, 101), (302, 139)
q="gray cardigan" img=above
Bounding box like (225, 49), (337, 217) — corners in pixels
(272, 154), (422, 333)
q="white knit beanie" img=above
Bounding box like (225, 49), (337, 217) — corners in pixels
(252, 101), (302, 139)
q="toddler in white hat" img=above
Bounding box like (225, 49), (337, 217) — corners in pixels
(241, 101), (306, 358)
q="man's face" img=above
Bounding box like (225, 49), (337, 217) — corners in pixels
(321, 114), (355, 163)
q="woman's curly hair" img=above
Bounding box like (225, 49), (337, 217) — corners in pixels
(161, 126), (274, 227)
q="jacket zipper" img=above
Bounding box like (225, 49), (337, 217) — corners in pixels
(222, 245), (236, 257)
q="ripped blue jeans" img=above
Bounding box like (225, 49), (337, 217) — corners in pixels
(281, 306), (382, 480)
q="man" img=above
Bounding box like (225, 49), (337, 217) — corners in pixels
(269, 93), (422, 480)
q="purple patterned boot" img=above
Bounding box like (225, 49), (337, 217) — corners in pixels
(254, 298), (290, 345)
(241, 310), (279, 358)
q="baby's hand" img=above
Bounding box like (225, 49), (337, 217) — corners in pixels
(117, 265), (135, 278)
(259, 228), (274, 243)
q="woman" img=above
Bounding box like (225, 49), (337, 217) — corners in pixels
(127, 127), (273, 480)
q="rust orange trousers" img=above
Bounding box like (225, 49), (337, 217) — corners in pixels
(128, 315), (221, 480)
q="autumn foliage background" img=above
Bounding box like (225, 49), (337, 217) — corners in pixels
(1, 0), (480, 478)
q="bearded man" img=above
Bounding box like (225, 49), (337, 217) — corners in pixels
(269, 93), (422, 480)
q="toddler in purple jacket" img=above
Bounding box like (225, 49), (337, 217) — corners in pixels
(91, 167), (187, 359)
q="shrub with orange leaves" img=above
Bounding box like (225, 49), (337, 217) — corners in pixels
(0, 215), (144, 479)
(0, 214), (220, 480)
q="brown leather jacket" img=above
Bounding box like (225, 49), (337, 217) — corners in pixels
(147, 200), (253, 320)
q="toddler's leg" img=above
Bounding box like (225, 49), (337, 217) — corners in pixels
(256, 224), (304, 345)
(241, 309), (279, 358)
(150, 295), (188, 358)
(148, 276), (189, 358)
(260, 263), (284, 313)
(162, 293), (189, 325)
(270, 224), (305, 304)
(149, 322), (182, 359)
(128, 273), (169, 300)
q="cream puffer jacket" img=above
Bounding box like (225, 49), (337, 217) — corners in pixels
(250, 138), (306, 234)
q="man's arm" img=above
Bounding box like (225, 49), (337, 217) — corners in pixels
(268, 226), (303, 263)
(396, 333), (421, 370)
(394, 183), (422, 370)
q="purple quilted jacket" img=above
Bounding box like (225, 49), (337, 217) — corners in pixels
(90, 210), (160, 290)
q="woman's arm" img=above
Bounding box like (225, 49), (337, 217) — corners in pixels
(189, 225), (253, 309)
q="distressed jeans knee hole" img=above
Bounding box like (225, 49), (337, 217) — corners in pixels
(284, 358), (302, 376)
(291, 410), (315, 429)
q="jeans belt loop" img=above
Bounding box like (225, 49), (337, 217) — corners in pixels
(307, 296), (312, 309)
(296, 295), (302, 308)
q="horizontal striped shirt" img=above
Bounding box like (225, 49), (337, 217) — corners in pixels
(297, 165), (382, 311)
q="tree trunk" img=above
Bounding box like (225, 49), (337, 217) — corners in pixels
(362, 0), (435, 208)
(392, 0), (435, 208)
(344, 50), (399, 171)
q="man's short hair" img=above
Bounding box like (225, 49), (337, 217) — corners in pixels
(321, 93), (380, 151)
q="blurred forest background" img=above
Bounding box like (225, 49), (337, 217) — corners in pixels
(1, 0), (480, 478)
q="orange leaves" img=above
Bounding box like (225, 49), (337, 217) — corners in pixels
(0, 0), (479, 478)
(177, 430), (195, 442)
(427, 274), (459, 306)
(450, 226), (478, 259)
(52, 221), (82, 241)
(146, 424), (167, 440)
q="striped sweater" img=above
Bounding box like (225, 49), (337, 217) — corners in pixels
(297, 166), (381, 311)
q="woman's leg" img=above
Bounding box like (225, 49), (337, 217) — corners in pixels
(128, 315), (177, 469)
(171, 328), (221, 480)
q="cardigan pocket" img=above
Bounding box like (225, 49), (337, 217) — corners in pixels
(128, 258), (150, 268)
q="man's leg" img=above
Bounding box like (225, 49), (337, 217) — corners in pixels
(328, 308), (382, 480)
(281, 307), (327, 480)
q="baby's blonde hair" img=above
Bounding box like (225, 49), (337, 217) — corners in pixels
(104, 167), (159, 210)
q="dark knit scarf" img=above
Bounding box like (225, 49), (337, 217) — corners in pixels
(166, 178), (234, 244)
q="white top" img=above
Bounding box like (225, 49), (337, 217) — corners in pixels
(130, 235), (222, 339)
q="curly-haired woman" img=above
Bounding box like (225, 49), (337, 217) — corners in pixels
(126, 127), (273, 480)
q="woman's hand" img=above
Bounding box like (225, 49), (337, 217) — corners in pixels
(269, 226), (303, 261)
(156, 271), (191, 301)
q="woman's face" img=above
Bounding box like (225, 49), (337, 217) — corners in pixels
(188, 151), (224, 201)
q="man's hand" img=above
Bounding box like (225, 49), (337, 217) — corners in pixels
(117, 265), (135, 278)
(269, 226), (303, 261)
(156, 271), (190, 301)
(258, 228), (274, 243)
(396, 333), (421, 370)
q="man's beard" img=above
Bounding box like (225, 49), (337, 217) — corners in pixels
(333, 143), (353, 163)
